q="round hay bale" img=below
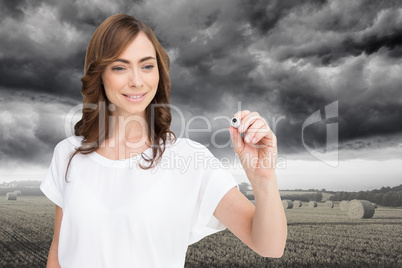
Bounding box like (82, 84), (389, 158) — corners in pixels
(13, 190), (22, 196)
(371, 203), (378, 209)
(339, 200), (349, 210)
(325, 200), (334, 208)
(6, 192), (17, 200)
(308, 201), (317, 208)
(282, 199), (293, 209)
(293, 200), (302, 207)
(347, 200), (375, 219)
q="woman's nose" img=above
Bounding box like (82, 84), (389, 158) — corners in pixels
(129, 69), (143, 88)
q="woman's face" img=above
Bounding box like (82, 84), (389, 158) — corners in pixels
(101, 31), (159, 119)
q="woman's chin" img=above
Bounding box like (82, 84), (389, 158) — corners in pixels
(111, 107), (147, 118)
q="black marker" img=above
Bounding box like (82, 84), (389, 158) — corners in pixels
(231, 117), (244, 138)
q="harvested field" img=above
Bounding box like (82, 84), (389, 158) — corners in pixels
(0, 196), (401, 267)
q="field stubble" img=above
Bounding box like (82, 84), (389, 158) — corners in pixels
(186, 202), (402, 267)
(0, 197), (401, 267)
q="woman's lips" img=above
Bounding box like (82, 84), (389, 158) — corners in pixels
(122, 92), (147, 103)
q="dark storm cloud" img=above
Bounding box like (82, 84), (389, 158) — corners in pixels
(138, 0), (264, 116)
(0, 0), (401, 169)
(257, 0), (402, 65)
(0, 90), (73, 167)
(0, 57), (83, 99)
(239, 0), (328, 35)
(0, 0), (25, 21)
(343, 10), (402, 58)
(56, 0), (146, 31)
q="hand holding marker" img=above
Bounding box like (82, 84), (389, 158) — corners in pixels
(228, 111), (278, 180)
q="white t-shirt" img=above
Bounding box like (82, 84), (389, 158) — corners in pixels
(40, 134), (239, 268)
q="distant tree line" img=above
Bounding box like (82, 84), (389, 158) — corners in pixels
(280, 192), (323, 202)
(238, 182), (324, 202)
(0, 187), (42, 196)
(329, 184), (402, 207)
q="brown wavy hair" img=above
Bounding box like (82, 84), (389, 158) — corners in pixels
(64, 14), (176, 182)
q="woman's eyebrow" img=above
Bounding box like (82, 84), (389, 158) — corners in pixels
(114, 56), (156, 64)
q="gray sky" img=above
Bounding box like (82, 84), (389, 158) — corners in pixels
(1, 0), (401, 190)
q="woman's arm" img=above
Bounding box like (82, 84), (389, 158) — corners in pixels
(214, 175), (287, 258)
(250, 174), (287, 257)
(46, 205), (63, 268)
(214, 110), (287, 257)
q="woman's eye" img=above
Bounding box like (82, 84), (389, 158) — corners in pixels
(112, 67), (125, 71)
(143, 65), (154, 70)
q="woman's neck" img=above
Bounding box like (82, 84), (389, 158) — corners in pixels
(105, 113), (150, 150)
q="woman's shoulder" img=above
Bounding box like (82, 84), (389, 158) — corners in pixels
(54, 135), (84, 153)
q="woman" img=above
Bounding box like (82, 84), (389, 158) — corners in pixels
(40, 13), (287, 268)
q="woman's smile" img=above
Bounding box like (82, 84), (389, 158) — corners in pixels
(122, 92), (147, 102)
